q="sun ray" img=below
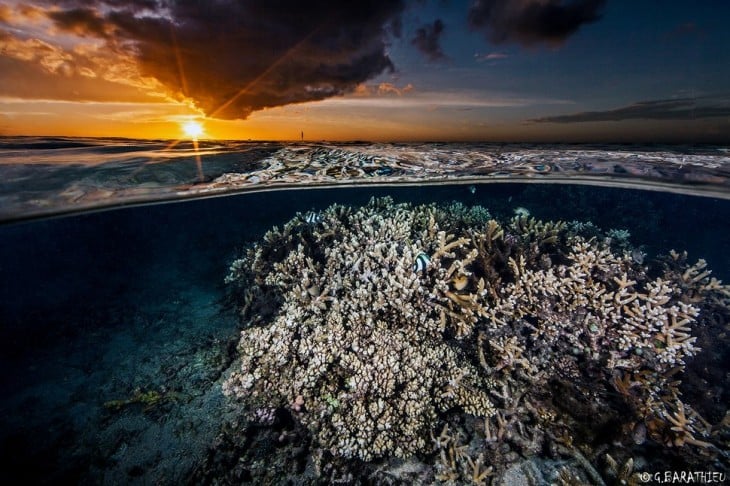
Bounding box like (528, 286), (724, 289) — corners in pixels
(209, 25), (322, 119)
(169, 23), (189, 97)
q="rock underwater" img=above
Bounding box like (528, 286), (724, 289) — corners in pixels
(222, 197), (730, 480)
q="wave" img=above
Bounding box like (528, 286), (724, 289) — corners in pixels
(1, 138), (729, 222)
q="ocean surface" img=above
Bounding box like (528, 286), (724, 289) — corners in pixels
(1, 137), (729, 484)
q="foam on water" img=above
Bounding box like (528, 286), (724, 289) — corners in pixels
(1, 137), (729, 222)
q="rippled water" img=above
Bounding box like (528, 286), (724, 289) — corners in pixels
(1, 136), (729, 221)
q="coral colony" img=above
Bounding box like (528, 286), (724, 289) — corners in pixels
(223, 197), (729, 482)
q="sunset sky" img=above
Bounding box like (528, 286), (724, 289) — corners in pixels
(1, 0), (729, 142)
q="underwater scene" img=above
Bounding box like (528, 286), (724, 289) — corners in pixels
(1, 139), (729, 485)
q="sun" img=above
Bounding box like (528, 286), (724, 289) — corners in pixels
(182, 120), (204, 139)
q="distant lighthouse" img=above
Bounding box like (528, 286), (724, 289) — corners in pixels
(300, 130), (304, 141)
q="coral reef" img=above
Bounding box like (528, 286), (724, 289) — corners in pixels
(222, 197), (730, 479)
(223, 198), (495, 461)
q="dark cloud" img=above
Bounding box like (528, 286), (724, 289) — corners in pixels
(389, 16), (403, 38)
(529, 97), (730, 123)
(411, 19), (447, 61)
(37, 0), (406, 119)
(46, 8), (112, 38)
(468, 0), (606, 46)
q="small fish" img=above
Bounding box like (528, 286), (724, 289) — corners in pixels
(304, 211), (323, 224)
(468, 185), (476, 194)
(413, 252), (431, 272)
(631, 248), (646, 265)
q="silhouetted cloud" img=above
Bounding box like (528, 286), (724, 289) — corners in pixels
(46, 8), (112, 38)
(411, 19), (447, 61)
(468, 0), (606, 46)
(529, 97), (730, 123)
(389, 16), (403, 38)
(25, 0), (407, 119)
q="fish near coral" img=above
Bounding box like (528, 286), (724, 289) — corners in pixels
(413, 252), (431, 272)
(304, 211), (323, 224)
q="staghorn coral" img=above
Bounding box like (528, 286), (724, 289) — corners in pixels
(223, 198), (495, 461)
(223, 197), (730, 468)
(431, 423), (494, 484)
(473, 231), (725, 453)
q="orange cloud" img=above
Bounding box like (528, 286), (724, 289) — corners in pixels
(0, 54), (157, 104)
(353, 82), (415, 97)
(0, 5), (10, 23)
(0, 26), (168, 102)
(2, 0), (408, 120)
(0, 3), (45, 24)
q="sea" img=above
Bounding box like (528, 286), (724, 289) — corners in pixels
(0, 137), (728, 484)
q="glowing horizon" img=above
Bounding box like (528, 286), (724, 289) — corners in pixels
(0, 1), (728, 143)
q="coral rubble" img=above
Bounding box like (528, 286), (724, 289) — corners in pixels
(222, 197), (730, 479)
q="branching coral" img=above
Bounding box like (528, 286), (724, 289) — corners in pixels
(223, 198), (495, 461)
(223, 196), (730, 467)
(432, 424), (494, 485)
(473, 232), (722, 451)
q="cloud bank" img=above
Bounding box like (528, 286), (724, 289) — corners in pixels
(468, 0), (606, 46)
(529, 97), (730, 123)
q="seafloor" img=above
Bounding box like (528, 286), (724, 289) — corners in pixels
(1, 182), (728, 485)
